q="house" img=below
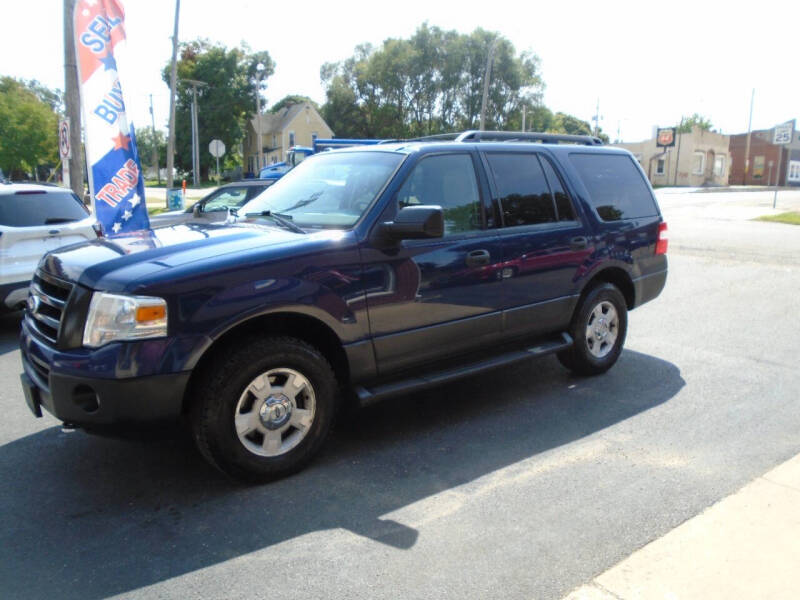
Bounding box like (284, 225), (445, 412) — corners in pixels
(243, 102), (333, 175)
(728, 127), (800, 187)
(614, 127), (730, 187)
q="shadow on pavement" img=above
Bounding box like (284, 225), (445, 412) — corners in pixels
(0, 349), (684, 599)
(0, 311), (22, 356)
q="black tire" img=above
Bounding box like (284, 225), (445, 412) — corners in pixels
(190, 336), (338, 482)
(557, 283), (628, 376)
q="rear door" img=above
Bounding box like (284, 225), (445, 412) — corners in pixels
(482, 151), (591, 339)
(360, 151), (504, 375)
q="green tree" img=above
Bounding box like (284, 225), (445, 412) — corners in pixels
(271, 95), (318, 113)
(163, 39), (274, 179)
(135, 127), (167, 174)
(549, 112), (609, 143)
(0, 77), (59, 177)
(320, 24), (545, 139)
(678, 113), (713, 133)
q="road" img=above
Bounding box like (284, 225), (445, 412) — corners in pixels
(0, 189), (798, 599)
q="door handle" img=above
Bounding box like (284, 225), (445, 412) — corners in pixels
(465, 249), (491, 267)
(570, 236), (588, 250)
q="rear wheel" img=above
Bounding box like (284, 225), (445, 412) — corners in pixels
(191, 336), (338, 482)
(558, 283), (627, 376)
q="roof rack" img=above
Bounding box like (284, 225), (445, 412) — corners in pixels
(402, 130), (602, 146)
(454, 130), (604, 146)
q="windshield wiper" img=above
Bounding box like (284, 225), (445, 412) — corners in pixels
(282, 192), (323, 212)
(244, 210), (305, 234)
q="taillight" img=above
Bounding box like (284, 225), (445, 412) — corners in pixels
(92, 222), (104, 238)
(655, 222), (668, 255)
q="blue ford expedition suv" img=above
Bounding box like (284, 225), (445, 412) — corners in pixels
(19, 131), (668, 481)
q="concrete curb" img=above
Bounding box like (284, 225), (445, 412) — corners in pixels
(562, 453), (800, 600)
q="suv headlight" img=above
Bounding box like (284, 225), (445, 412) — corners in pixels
(83, 292), (168, 348)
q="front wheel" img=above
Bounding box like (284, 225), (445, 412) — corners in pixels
(557, 283), (628, 376)
(190, 336), (338, 482)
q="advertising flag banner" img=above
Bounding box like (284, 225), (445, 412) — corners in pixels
(73, 0), (149, 235)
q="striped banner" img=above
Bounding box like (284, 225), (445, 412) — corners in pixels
(73, 0), (149, 235)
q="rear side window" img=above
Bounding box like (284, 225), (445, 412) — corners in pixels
(0, 191), (89, 227)
(540, 157), (577, 222)
(486, 153), (556, 226)
(570, 153), (658, 221)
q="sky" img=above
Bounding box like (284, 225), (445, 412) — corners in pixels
(1, 0), (798, 143)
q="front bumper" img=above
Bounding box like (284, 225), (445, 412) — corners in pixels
(20, 317), (191, 426)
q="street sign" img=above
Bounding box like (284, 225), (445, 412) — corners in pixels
(773, 121), (794, 145)
(59, 119), (71, 160)
(656, 127), (676, 147)
(209, 139), (225, 158)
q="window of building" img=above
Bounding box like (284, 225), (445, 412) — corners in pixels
(271, 134), (277, 148)
(656, 158), (665, 175)
(692, 151), (705, 175)
(788, 161), (800, 183)
(486, 153), (557, 227)
(714, 155), (725, 177)
(396, 154), (481, 235)
(289, 131), (295, 147)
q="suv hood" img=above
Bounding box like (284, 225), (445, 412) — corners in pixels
(40, 221), (311, 290)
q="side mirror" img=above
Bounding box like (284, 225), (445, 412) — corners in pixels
(192, 203), (202, 217)
(379, 205), (444, 241)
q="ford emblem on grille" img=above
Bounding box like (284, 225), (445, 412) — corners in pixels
(28, 294), (40, 314)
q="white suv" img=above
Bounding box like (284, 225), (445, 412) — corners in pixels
(1, 183), (98, 312)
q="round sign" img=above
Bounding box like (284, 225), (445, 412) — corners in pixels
(209, 139), (226, 158)
(59, 120), (71, 160)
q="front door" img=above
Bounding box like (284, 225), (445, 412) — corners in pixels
(360, 152), (503, 375)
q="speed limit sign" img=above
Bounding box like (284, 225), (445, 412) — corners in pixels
(59, 119), (71, 160)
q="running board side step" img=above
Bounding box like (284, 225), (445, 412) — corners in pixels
(354, 332), (573, 407)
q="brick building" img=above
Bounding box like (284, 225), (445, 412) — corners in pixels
(729, 127), (800, 187)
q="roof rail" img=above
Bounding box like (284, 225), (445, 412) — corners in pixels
(454, 130), (604, 146)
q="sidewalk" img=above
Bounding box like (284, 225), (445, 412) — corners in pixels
(563, 453), (800, 600)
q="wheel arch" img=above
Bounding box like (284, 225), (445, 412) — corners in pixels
(579, 266), (635, 310)
(181, 311), (351, 414)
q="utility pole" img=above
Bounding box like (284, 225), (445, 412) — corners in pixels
(592, 98), (601, 137)
(63, 0), (83, 198)
(182, 79), (206, 186)
(149, 94), (161, 185)
(674, 116), (684, 186)
(166, 0), (180, 190)
(255, 64), (265, 171)
(521, 105), (526, 132)
(479, 38), (499, 131)
(743, 88), (754, 185)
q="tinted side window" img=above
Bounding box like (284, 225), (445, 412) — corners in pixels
(397, 154), (481, 235)
(540, 157), (576, 221)
(570, 153), (658, 221)
(486, 153), (556, 226)
(0, 191), (89, 227)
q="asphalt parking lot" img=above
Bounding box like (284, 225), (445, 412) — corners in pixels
(1, 189), (798, 600)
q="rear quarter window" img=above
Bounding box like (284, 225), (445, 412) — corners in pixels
(0, 191), (89, 227)
(569, 153), (658, 221)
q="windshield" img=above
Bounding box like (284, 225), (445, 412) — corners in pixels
(241, 151), (404, 228)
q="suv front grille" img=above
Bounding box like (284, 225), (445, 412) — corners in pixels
(25, 270), (74, 346)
